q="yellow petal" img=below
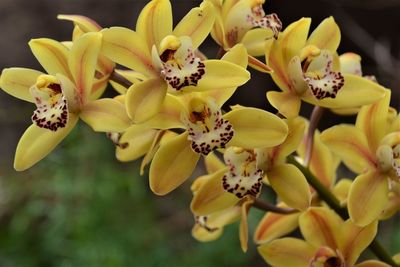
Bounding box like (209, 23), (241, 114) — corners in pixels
(28, 38), (71, 78)
(306, 17), (340, 52)
(300, 207), (342, 248)
(136, 0), (172, 50)
(258, 237), (315, 267)
(192, 205), (241, 242)
(69, 32), (101, 105)
(185, 59), (250, 91)
(280, 17), (311, 70)
(14, 114), (79, 171)
(142, 94), (185, 129)
(239, 198), (253, 252)
(332, 178), (352, 205)
(302, 74), (386, 109)
(109, 69), (147, 95)
(191, 168), (238, 216)
(125, 78), (167, 123)
(204, 152), (225, 174)
(267, 164), (311, 211)
(57, 14), (102, 32)
(356, 260), (391, 267)
(80, 98), (130, 132)
(101, 27), (157, 77)
(348, 171), (389, 226)
(339, 220), (378, 266)
(224, 107), (288, 148)
(149, 132), (200, 195)
(320, 125), (376, 174)
(241, 28), (274, 57)
(0, 67), (42, 102)
(254, 209), (300, 244)
(356, 90), (391, 153)
(221, 44), (248, 68)
(267, 39), (291, 92)
(116, 124), (158, 162)
(172, 0), (216, 49)
(277, 117), (307, 160)
(267, 91), (301, 119)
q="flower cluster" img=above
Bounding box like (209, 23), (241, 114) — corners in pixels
(1, 0), (399, 266)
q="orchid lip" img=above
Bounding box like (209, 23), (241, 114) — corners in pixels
(30, 75), (69, 131)
(182, 98), (234, 155)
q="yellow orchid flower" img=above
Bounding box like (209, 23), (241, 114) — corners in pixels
(100, 0), (250, 123)
(211, 0), (282, 55)
(320, 90), (400, 226)
(190, 152), (256, 252)
(258, 207), (384, 267)
(266, 17), (386, 118)
(0, 33), (130, 171)
(256, 117), (312, 211)
(57, 14), (117, 99)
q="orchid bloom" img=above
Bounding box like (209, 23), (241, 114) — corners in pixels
(211, 0), (282, 54)
(0, 33), (130, 171)
(266, 17), (386, 118)
(189, 150), (260, 252)
(258, 207), (386, 267)
(100, 0), (250, 123)
(320, 90), (400, 226)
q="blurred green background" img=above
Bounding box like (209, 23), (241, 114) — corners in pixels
(1, 0), (400, 266)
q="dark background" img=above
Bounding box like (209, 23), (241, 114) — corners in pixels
(0, 0), (400, 266)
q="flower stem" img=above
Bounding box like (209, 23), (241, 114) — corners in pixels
(304, 106), (325, 166)
(252, 198), (297, 214)
(109, 70), (133, 88)
(287, 155), (398, 266)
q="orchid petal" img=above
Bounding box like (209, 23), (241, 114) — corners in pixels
(204, 152), (225, 174)
(125, 78), (167, 123)
(221, 44), (248, 68)
(258, 237), (315, 267)
(68, 32), (101, 105)
(348, 171), (389, 226)
(28, 38), (71, 78)
(339, 220), (378, 266)
(191, 168), (238, 216)
(241, 28), (274, 56)
(136, 0), (172, 51)
(116, 125), (158, 162)
(239, 198), (253, 252)
(356, 260), (391, 267)
(320, 125), (376, 174)
(356, 90), (391, 153)
(101, 27), (156, 77)
(57, 14), (102, 32)
(300, 207), (342, 248)
(172, 0), (216, 49)
(267, 91), (301, 119)
(142, 94), (185, 129)
(149, 132), (200, 195)
(267, 163), (311, 211)
(332, 178), (352, 205)
(0, 67), (42, 102)
(184, 59), (250, 91)
(14, 114), (79, 171)
(224, 107), (288, 148)
(80, 98), (130, 132)
(306, 17), (340, 52)
(254, 209), (300, 244)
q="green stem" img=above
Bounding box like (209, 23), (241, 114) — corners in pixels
(252, 198), (297, 214)
(287, 155), (398, 266)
